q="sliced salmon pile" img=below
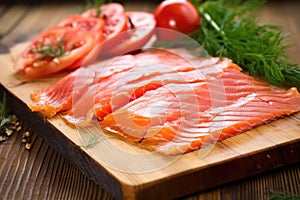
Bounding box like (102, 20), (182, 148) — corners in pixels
(29, 48), (300, 154)
(29, 54), (136, 118)
(29, 49), (221, 120)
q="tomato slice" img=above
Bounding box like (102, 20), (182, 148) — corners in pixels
(58, 14), (104, 42)
(100, 11), (156, 57)
(14, 27), (97, 78)
(82, 3), (128, 40)
(58, 15), (105, 70)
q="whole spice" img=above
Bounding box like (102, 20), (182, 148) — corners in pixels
(0, 93), (34, 150)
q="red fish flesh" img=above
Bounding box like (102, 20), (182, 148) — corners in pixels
(99, 62), (300, 154)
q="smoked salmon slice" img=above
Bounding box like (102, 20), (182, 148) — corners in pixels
(29, 48), (220, 121)
(28, 48), (300, 155)
(29, 54), (136, 118)
(63, 54), (227, 125)
(100, 63), (300, 155)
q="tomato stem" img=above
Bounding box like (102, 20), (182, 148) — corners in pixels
(128, 17), (135, 29)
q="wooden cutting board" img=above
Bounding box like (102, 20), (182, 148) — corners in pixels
(1, 51), (300, 200)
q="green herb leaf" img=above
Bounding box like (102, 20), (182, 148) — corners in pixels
(190, 0), (300, 90)
(84, 0), (110, 17)
(32, 37), (65, 62)
(0, 93), (12, 133)
(270, 190), (300, 200)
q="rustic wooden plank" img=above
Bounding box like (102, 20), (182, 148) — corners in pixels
(0, 5), (28, 39)
(0, 0), (299, 199)
(258, 0), (300, 65)
(1, 49), (300, 199)
(214, 163), (300, 200)
(0, 126), (114, 200)
(0, 83), (124, 199)
(0, 114), (299, 200)
(0, 4), (8, 17)
(1, 3), (82, 48)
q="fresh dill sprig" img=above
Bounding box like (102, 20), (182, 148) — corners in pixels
(270, 190), (300, 200)
(190, 0), (300, 90)
(32, 38), (65, 61)
(85, 0), (110, 17)
(0, 93), (12, 134)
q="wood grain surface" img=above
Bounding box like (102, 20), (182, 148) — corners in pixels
(1, 1), (300, 200)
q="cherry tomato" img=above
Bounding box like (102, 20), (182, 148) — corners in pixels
(14, 27), (97, 78)
(154, 0), (200, 40)
(100, 11), (156, 57)
(82, 3), (128, 40)
(58, 14), (104, 42)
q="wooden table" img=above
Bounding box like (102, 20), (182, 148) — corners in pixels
(1, 1), (300, 199)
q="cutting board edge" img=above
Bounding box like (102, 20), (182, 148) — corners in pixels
(0, 84), (125, 200)
(2, 83), (300, 200)
(132, 138), (300, 200)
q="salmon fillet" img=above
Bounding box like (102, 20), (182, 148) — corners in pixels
(29, 54), (136, 118)
(64, 56), (227, 125)
(29, 49), (201, 119)
(28, 48), (300, 155)
(100, 65), (300, 155)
